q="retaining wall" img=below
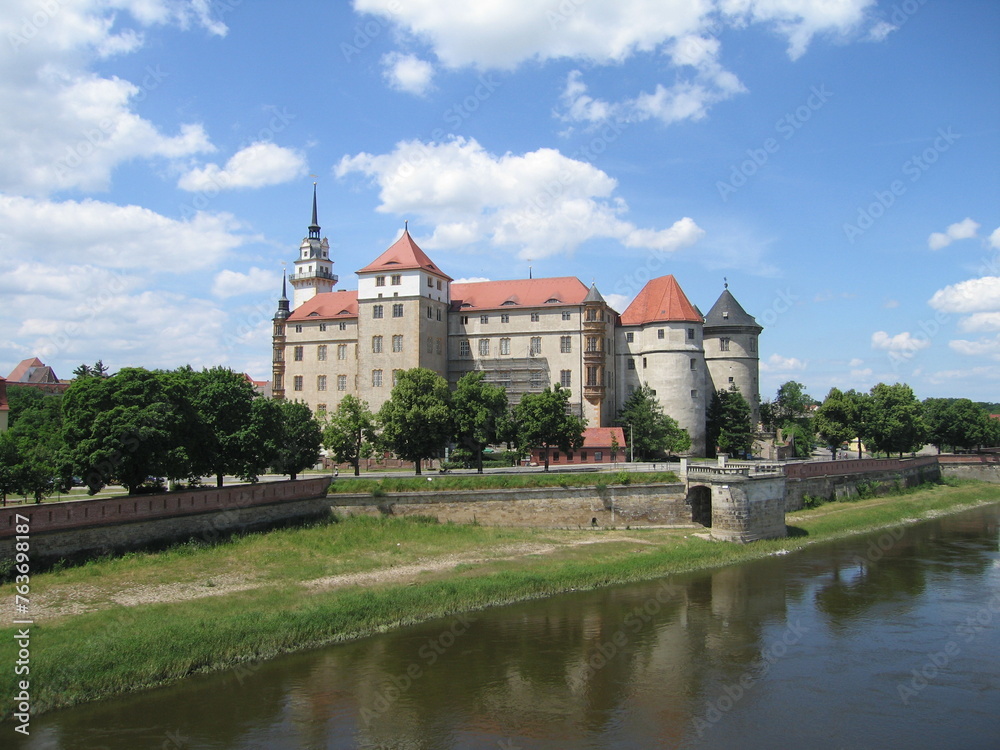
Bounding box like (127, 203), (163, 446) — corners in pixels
(938, 455), (1000, 484)
(784, 457), (941, 511)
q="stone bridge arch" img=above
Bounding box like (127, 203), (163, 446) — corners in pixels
(683, 472), (787, 542)
(686, 484), (713, 527)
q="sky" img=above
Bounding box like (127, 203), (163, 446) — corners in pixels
(0, 0), (997, 403)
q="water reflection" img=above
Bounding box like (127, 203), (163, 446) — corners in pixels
(13, 505), (1000, 750)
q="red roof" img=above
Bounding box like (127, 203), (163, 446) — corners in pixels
(288, 290), (359, 321)
(619, 275), (701, 325)
(0, 377), (8, 412)
(8, 357), (45, 382)
(582, 427), (626, 448)
(356, 230), (453, 280)
(451, 277), (589, 311)
(8, 357), (61, 384)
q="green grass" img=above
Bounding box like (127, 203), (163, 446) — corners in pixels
(327, 470), (679, 494)
(2, 479), (998, 720)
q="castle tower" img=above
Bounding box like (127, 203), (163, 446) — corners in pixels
(354, 227), (451, 412)
(703, 285), (762, 426)
(581, 283), (615, 427)
(289, 185), (337, 309)
(617, 275), (706, 456)
(271, 271), (291, 400)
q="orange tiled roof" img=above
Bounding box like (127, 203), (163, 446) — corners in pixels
(619, 275), (701, 325)
(582, 427), (626, 448)
(288, 290), (359, 321)
(356, 230), (453, 280)
(451, 277), (589, 311)
(8, 357), (46, 382)
(0, 377), (8, 411)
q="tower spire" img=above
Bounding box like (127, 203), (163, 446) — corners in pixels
(308, 182), (320, 239)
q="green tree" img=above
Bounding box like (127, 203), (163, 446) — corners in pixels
(0, 432), (23, 506)
(924, 398), (997, 452)
(615, 384), (691, 460)
(268, 399), (322, 480)
(378, 368), (453, 475)
(706, 385), (754, 458)
(323, 395), (377, 476)
(72, 360), (110, 380)
(451, 372), (509, 473)
(774, 381), (814, 423)
(5, 385), (72, 495)
(815, 387), (855, 459)
(62, 368), (192, 494)
(514, 384), (586, 471)
(863, 383), (928, 457)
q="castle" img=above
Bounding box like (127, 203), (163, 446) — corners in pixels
(272, 190), (762, 456)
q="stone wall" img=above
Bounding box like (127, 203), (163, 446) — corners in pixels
(695, 476), (786, 543)
(331, 483), (692, 528)
(939, 455), (1000, 484)
(0, 477), (332, 565)
(783, 457), (940, 511)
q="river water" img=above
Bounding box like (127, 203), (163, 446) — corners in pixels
(13, 504), (1000, 750)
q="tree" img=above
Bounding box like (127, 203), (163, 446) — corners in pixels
(863, 383), (927, 457)
(62, 368), (192, 494)
(514, 384), (586, 471)
(451, 372), (509, 474)
(615, 384), (691, 460)
(706, 385), (754, 458)
(268, 399), (322, 480)
(924, 398), (997, 453)
(774, 381), (814, 423)
(815, 388), (855, 459)
(0, 432), (22, 506)
(378, 369), (453, 475)
(72, 360), (110, 380)
(323, 395), (377, 476)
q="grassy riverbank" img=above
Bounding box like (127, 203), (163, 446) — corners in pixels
(2, 479), (998, 720)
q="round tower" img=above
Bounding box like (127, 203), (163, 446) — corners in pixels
(271, 270), (290, 400)
(703, 285), (762, 426)
(289, 184), (337, 309)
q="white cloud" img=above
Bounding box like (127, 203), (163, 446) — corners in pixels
(929, 276), (1000, 314)
(850, 367), (873, 379)
(957, 312), (1000, 333)
(604, 293), (633, 314)
(949, 335), (1000, 359)
(0, 0), (222, 196)
(928, 217), (980, 250)
(212, 267), (281, 299)
(760, 353), (806, 372)
(382, 52), (435, 95)
(848, 358), (864, 367)
(990, 226), (1000, 250)
(335, 137), (703, 260)
(179, 142), (308, 191)
(0, 194), (254, 271)
(452, 277), (492, 284)
(871, 330), (931, 353)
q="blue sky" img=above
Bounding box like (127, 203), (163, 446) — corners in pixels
(1, 0), (997, 403)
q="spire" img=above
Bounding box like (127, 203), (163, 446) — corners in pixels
(275, 268), (290, 320)
(308, 183), (321, 240)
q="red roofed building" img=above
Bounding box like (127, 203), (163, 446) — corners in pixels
(528, 427), (626, 465)
(6, 357), (69, 394)
(272, 191), (761, 456)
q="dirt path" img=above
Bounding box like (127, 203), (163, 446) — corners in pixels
(32, 536), (659, 621)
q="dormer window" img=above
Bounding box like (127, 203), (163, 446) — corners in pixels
(723, 311), (729, 319)
(545, 297), (560, 304)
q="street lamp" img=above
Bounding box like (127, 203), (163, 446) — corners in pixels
(629, 423), (634, 464)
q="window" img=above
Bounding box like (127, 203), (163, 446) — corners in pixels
(392, 335), (403, 353)
(658, 329), (665, 339)
(275, 349), (283, 362)
(372, 335), (383, 353)
(295, 325), (303, 333)
(530, 373), (544, 389)
(437, 280), (442, 290)
(750, 338), (757, 352)
(479, 339), (490, 356)
(586, 336), (600, 352)
(318, 345), (327, 361)
(393, 369), (402, 387)
(435, 338), (442, 354)
(427, 336), (434, 353)
(427, 276), (433, 287)
(293, 375), (303, 392)
(372, 370), (383, 387)
(317, 375), (327, 391)
(626, 332), (634, 343)
(628, 359), (635, 370)
(480, 315), (489, 324)
(274, 374), (283, 390)
(567, 451), (573, 461)
(460, 340), (471, 357)
(373, 305), (383, 319)
(643, 357), (647, 369)
(376, 276), (385, 287)
(500, 337), (510, 355)
(427, 306), (433, 319)
(530, 337), (541, 355)
(530, 312), (540, 322)
(317, 403), (327, 415)
(581, 451), (588, 462)
(691, 389), (698, 399)
(501, 313), (509, 323)
(723, 311), (729, 319)
(391, 274), (401, 285)
(690, 358), (696, 370)
(560, 370), (571, 387)
(562, 311), (571, 321)
(586, 366), (600, 386)
(560, 336), (572, 353)
(339, 322), (347, 331)
(319, 323), (327, 332)
(461, 315), (469, 325)
(337, 375), (347, 391)
(586, 308), (597, 322)
(595, 451), (603, 462)
(552, 451), (560, 462)
(728, 376), (735, 383)
(392, 304), (403, 318)
(293, 346), (303, 361)
(337, 344), (347, 360)
(720, 337), (730, 351)
(688, 328), (695, 340)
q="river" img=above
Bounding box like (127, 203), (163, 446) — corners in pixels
(13, 503), (1000, 749)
